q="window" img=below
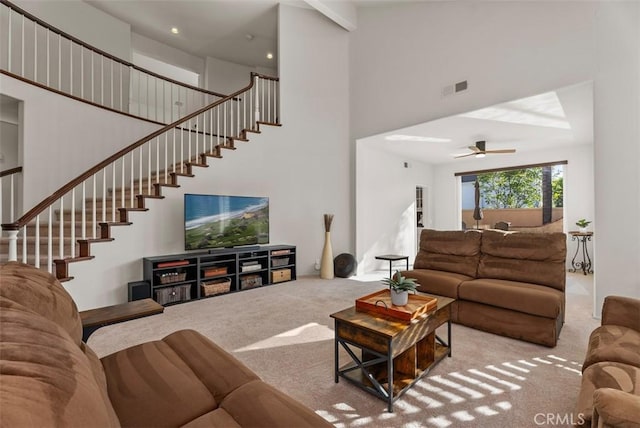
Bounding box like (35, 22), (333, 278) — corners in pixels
(457, 161), (566, 232)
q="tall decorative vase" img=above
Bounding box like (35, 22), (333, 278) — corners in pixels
(320, 214), (334, 279)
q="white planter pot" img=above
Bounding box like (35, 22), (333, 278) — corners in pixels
(579, 227), (588, 233)
(390, 289), (409, 306)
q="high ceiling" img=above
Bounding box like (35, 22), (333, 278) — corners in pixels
(87, 0), (281, 69)
(83, 1), (593, 165)
(361, 81), (593, 165)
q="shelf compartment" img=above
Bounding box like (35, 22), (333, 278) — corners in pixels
(201, 277), (232, 297)
(155, 284), (192, 305)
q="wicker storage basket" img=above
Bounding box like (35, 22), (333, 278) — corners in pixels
(272, 257), (289, 267)
(158, 272), (187, 284)
(201, 277), (232, 296)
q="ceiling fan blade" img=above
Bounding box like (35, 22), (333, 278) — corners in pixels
(468, 145), (481, 152)
(485, 149), (516, 154)
(454, 152), (478, 159)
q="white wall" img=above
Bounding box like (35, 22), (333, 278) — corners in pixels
(132, 33), (205, 83)
(12, 0), (131, 60)
(204, 56), (277, 95)
(350, 2), (594, 141)
(355, 142), (432, 274)
(64, 4), (350, 310)
(0, 75), (161, 209)
(350, 1), (639, 313)
(591, 3), (640, 314)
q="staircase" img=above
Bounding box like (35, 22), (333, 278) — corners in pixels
(1, 79), (281, 280)
(0, 2), (281, 281)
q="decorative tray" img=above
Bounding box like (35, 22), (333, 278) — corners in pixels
(355, 289), (438, 322)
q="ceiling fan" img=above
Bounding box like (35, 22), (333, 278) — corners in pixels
(454, 140), (516, 159)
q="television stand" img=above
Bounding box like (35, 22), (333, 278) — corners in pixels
(142, 245), (296, 306)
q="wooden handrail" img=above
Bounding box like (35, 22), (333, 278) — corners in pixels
(1, 70), (166, 127)
(0, 166), (22, 178)
(1, 0), (228, 100)
(1, 73), (269, 231)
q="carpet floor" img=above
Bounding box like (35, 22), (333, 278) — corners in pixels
(89, 272), (598, 428)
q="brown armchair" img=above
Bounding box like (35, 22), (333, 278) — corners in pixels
(575, 295), (640, 427)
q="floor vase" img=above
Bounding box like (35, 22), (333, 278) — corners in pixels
(320, 232), (334, 279)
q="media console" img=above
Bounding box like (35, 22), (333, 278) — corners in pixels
(142, 245), (296, 306)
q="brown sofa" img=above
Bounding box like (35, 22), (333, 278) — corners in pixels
(402, 229), (567, 347)
(574, 295), (640, 427)
(0, 262), (331, 428)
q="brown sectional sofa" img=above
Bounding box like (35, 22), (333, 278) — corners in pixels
(402, 229), (567, 347)
(0, 262), (331, 428)
(574, 295), (640, 427)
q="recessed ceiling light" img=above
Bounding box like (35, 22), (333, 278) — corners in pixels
(171, 27), (179, 35)
(266, 53), (273, 60)
(385, 135), (451, 143)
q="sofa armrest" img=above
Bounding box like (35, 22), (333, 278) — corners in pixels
(601, 296), (640, 332)
(591, 388), (640, 428)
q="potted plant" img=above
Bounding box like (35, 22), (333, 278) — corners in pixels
(576, 219), (591, 233)
(382, 270), (418, 306)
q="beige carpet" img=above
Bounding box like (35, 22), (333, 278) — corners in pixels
(89, 272), (598, 428)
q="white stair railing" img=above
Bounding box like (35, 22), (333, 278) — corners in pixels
(0, 0), (228, 123)
(1, 73), (280, 276)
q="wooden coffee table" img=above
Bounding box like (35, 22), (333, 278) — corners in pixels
(330, 294), (454, 412)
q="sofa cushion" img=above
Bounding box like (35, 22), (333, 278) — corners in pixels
(456, 300), (560, 347)
(0, 262), (83, 346)
(458, 278), (564, 319)
(101, 329), (259, 427)
(0, 297), (121, 428)
(592, 388), (640, 428)
(583, 325), (640, 371)
(403, 269), (471, 299)
(220, 380), (329, 427)
(181, 408), (242, 428)
(414, 229), (482, 277)
(574, 362), (640, 426)
(478, 230), (566, 290)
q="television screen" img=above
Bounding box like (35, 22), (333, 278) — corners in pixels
(184, 194), (269, 250)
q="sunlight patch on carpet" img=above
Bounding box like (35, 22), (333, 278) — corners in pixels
(233, 322), (334, 352)
(319, 354), (581, 427)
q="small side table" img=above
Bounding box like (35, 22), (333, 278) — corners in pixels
(569, 231), (593, 275)
(375, 254), (409, 278)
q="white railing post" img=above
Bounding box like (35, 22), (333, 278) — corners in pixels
(254, 75), (260, 123)
(7, 230), (18, 261)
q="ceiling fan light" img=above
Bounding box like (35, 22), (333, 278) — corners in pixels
(475, 153), (486, 159)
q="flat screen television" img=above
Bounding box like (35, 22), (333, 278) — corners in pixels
(184, 194), (269, 250)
